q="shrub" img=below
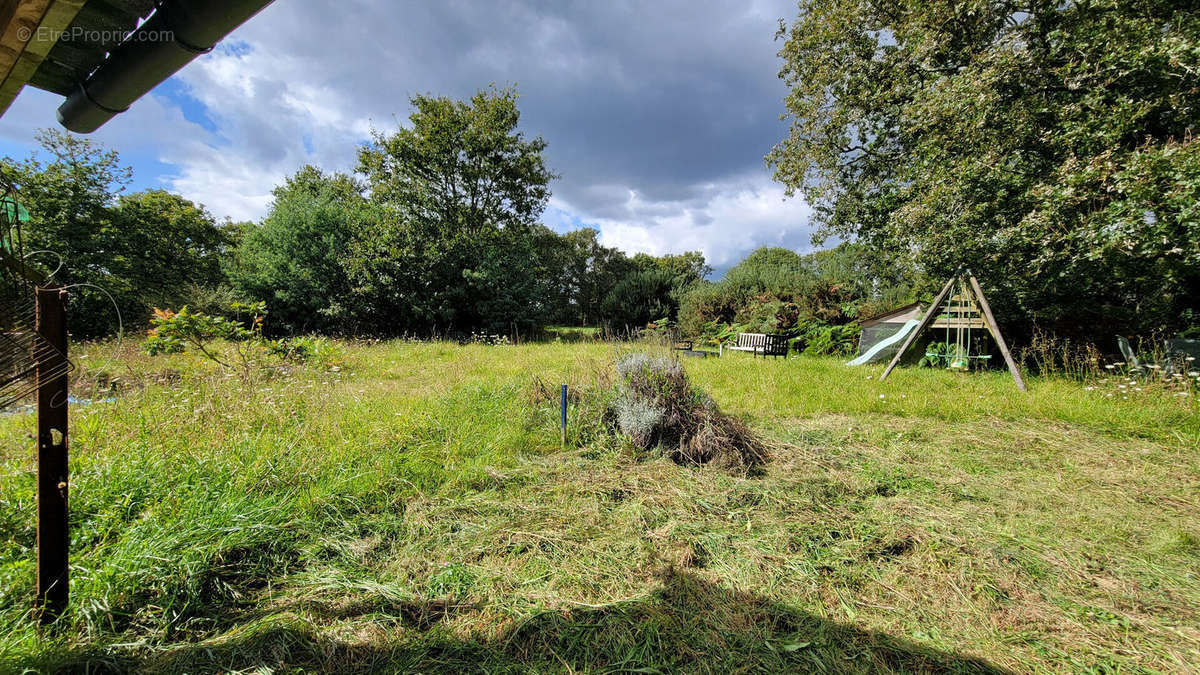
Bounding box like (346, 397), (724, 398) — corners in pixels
(143, 302), (267, 374)
(265, 336), (341, 367)
(142, 302), (342, 375)
(796, 322), (860, 356)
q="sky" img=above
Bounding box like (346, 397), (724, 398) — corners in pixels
(0, 0), (815, 272)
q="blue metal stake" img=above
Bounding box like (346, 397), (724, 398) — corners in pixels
(560, 384), (568, 446)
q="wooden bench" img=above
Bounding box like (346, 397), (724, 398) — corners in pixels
(724, 332), (788, 358)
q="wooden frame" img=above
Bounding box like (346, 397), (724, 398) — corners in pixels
(880, 271), (1026, 391)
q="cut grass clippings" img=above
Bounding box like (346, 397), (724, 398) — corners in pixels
(0, 340), (1196, 672)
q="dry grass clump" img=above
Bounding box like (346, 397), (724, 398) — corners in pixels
(609, 353), (767, 473)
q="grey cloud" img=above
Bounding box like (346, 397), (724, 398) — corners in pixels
(1, 0), (814, 264)
(222, 0), (796, 215)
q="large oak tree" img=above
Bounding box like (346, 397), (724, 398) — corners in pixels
(769, 0), (1200, 339)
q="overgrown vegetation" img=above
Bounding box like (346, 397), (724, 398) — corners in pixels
(143, 303), (338, 377)
(0, 341), (1196, 672)
(680, 244), (914, 355)
(770, 0), (1200, 340)
(608, 353), (766, 472)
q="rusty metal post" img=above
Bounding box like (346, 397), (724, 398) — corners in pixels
(35, 287), (68, 623)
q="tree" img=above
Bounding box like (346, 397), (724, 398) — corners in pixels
(633, 251), (711, 302)
(4, 129), (230, 337)
(720, 247), (816, 303)
(350, 86), (557, 334)
(769, 0), (1200, 339)
(564, 229), (636, 326)
(228, 166), (367, 334)
(112, 190), (230, 309)
(677, 245), (916, 336)
(602, 266), (677, 331)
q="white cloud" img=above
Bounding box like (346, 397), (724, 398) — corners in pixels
(0, 0), (814, 261)
(570, 175), (815, 267)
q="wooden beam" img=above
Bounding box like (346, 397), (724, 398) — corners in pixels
(0, 0), (87, 115)
(880, 275), (956, 381)
(968, 274), (1026, 392)
(0, 0), (50, 79)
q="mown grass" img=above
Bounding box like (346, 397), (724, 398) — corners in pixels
(0, 340), (1197, 673)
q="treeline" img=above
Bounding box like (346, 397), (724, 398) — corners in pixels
(2, 89), (709, 338)
(4, 130), (232, 338)
(677, 244), (917, 353)
(226, 160), (708, 335)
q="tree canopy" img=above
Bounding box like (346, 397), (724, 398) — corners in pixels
(4, 130), (231, 337)
(347, 86), (558, 334)
(228, 166), (366, 334)
(769, 0), (1200, 338)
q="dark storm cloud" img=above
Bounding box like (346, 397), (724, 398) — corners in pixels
(226, 0), (796, 215)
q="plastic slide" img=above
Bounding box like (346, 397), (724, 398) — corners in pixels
(845, 319), (920, 366)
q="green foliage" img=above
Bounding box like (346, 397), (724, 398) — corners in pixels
(794, 322), (860, 356)
(4, 130), (231, 337)
(538, 228), (639, 326)
(142, 302), (267, 373)
(769, 0), (1200, 338)
(264, 336), (340, 367)
(348, 86), (557, 334)
(3, 103), (703, 341)
(228, 166), (366, 334)
(602, 266), (678, 330)
(426, 562), (476, 597)
(919, 341), (958, 369)
(632, 250), (711, 301)
(680, 244), (912, 345)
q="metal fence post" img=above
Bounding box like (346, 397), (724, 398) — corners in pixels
(35, 287), (68, 624)
(560, 384), (567, 446)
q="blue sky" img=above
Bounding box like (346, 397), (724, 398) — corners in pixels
(0, 0), (817, 270)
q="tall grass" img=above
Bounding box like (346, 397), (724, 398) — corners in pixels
(0, 340), (1196, 672)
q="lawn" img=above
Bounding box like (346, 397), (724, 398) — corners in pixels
(1, 340), (1197, 673)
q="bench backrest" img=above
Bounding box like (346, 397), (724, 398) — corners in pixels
(736, 332), (788, 355)
(736, 333), (767, 348)
(761, 334), (788, 356)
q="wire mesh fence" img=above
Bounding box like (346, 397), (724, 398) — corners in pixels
(0, 176), (73, 408)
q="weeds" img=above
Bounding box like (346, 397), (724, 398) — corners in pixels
(0, 340), (1196, 672)
(1015, 327), (1103, 380)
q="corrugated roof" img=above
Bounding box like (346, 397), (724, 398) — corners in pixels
(28, 0), (156, 95)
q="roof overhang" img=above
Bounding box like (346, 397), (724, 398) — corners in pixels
(0, 0), (272, 133)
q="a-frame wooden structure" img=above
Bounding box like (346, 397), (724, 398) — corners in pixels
(879, 269), (1026, 391)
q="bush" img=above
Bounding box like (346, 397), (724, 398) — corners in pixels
(143, 302), (267, 373)
(795, 322), (860, 356)
(142, 302), (343, 375)
(265, 336), (342, 367)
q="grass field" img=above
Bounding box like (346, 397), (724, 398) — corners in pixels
(1, 340), (1197, 673)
